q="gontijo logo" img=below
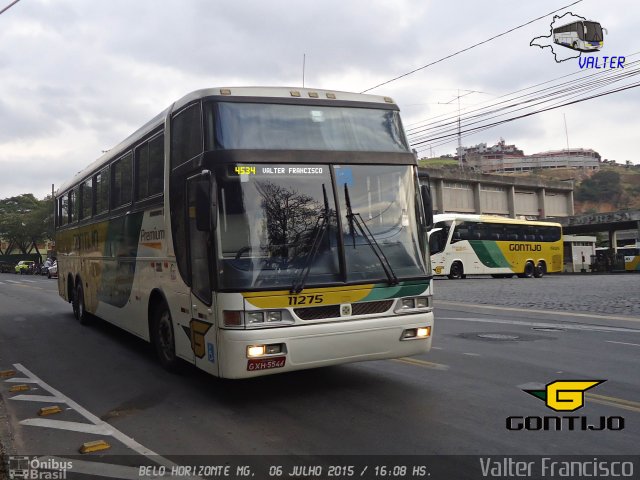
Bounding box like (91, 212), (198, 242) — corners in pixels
(506, 379), (625, 431)
(524, 379), (605, 412)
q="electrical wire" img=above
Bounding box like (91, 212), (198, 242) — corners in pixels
(360, 0), (583, 93)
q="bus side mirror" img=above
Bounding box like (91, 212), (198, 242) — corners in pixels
(603, 27), (608, 35)
(420, 184), (433, 229)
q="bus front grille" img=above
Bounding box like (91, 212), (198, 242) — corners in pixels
(294, 300), (394, 321)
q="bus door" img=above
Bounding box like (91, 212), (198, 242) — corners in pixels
(186, 172), (218, 375)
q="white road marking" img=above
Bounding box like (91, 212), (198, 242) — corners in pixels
(5, 280), (22, 284)
(436, 300), (640, 323)
(439, 317), (640, 333)
(12, 363), (201, 477)
(22, 279), (36, 283)
(605, 340), (640, 347)
(10, 394), (67, 403)
(20, 418), (114, 435)
(4, 377), (39, 383)
(462, 352), (481, 357)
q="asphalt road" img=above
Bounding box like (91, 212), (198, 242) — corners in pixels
(0, 273), (638, 478)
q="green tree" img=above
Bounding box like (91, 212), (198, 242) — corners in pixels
(575, 170), (622, 204)
(0, 194), (54, 256)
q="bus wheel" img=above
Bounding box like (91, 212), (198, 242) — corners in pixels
(572, 41), (578, 50)
(448, 261), (464, 280)
(519, 261), (535, 278)
(151, 304), (181, 372)
(74, 282), (91, 325)
(534, 261), (546, 278)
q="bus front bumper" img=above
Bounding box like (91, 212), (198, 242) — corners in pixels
(216, 312), (434, 379)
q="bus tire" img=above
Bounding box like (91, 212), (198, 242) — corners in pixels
(448, 261), (464, 280)
(572, 41), (578, 50)
(534, 261), (546, 278)
(519, 261), (535, 278)
(151, 303), (181, 372)
(74, 282), (91, 325)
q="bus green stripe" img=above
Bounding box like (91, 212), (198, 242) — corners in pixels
(469, 240), (511, 268)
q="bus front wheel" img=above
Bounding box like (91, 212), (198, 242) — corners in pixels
(519, 261), (535, 278)
(448, 262), (464, 280)
(151, 304), (181, 372)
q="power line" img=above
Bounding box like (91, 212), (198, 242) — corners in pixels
(408, 62), (640, 142)
(410, 80), (640, 147)
(360, 0), (583, 93)
(0, 0), (20, 16)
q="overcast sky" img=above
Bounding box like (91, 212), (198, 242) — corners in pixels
(1, 0), (637, 200)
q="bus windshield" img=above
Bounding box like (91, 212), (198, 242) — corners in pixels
(216, 164), (427, 289)
(584, 21), (603, 42)
(208, 102), (409, 152)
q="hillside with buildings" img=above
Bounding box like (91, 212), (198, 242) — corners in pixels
(419, 139), (640, 214)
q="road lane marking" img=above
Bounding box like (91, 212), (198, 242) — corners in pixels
(4, 377), (39, 383)
(12, 363), (201, 477)
(436, 300), (640, 323)
(605, 340), (640, 347)
(10, 394), (67, 403)
(21, 418), (114, 435)
(439, 317), (640, 333)
(462, 352), (481, 357)
(392, 357), (449, 370)
(587, 393), (640, 410)
(585, 396), (640, 414)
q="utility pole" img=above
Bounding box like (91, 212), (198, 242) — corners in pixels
(563, 113), (570, 168)
(302, 54), (306, 88)
(457, 89), (463, 170)
(437, 89), (488, 170)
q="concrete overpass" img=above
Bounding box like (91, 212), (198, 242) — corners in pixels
(555, 210), (640, 247)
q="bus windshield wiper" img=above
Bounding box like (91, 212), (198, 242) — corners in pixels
(290, 184), (331, 294)
(344, 184), (398, 286)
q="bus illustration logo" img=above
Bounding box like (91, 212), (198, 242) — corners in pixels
(530, 12), (608, 63)
(524, 380), (605, 412)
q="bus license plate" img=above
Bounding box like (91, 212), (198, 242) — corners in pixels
(247, 356), (286, 371)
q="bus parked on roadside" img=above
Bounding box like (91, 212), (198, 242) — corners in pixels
(55, 87), (435, 379)
(428, 214), (563, 279)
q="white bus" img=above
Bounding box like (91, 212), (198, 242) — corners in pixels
(553, 20), (606, 51)
(428, 214), (563, 279)
(55, 87), (435, 379)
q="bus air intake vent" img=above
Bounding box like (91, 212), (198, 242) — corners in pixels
(294, 300), (393, 320)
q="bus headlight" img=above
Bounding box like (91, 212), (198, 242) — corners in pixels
(266, 311), (282, 323)
(395, 296), (432, 313)
(246, 312), (265, 325)
(223, 310), (293, 329)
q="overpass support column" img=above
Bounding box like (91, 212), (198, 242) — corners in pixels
(567, 189), (575, 216)
(474, 182), (482, 214)
(437, 179), (445, 214)
(609, 230), (618, 249)
(508, 185), (516, 218)
(537, 187), (547, 219)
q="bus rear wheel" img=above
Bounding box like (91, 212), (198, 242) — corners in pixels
(151, 303), (181, 372)
(73, 282), (91, 325)
(448, 261), (464, 280)
(534, 261), (546, 278)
